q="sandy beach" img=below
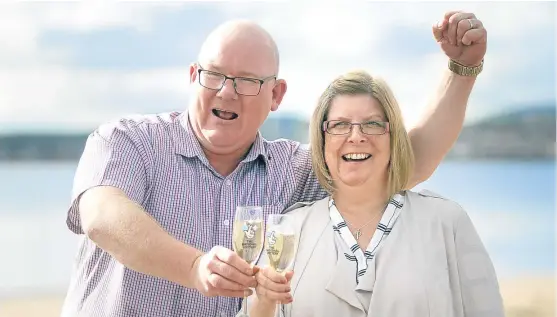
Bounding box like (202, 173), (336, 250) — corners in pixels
(498, 275), (555, 317)
(1, 275), (554, 317)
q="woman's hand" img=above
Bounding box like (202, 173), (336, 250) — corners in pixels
(432, 10), (487, 67)
(254, 266), (294, 305)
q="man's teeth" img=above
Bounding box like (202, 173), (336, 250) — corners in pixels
(343, 153), (371, 160)
(212, 109), (238, 120)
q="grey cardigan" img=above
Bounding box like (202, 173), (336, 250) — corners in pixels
(245, 189), (505, 317)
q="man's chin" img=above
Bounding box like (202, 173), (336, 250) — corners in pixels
(201, 130), (241, 148)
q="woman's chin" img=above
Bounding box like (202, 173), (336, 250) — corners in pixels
(336, 177), (370, 189)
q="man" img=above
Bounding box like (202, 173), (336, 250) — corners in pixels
(60, 10), (487, 317)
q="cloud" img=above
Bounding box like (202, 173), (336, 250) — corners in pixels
(214, 1), (555, 126)
(0, 67), (189, 131)
(0, 2), (554, 132)
(0, 2), (191, 130)
(0, 2), (178, 68)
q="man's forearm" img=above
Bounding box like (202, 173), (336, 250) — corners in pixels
(79, 186), (203, 288)
(407, 69), (476, 188)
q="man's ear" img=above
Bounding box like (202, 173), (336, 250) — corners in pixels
(189, 63), (198, 84)
(270, 79), (287, 112)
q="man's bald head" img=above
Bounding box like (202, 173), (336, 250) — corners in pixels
(198, 20), (280, 75)
(188, 19), (288, 160)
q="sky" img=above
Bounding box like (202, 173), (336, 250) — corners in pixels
(0, 1), (555, 133)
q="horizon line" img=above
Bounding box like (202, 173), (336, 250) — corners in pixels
(0, 101), (554, 135)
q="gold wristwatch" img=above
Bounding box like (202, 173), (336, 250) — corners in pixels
(448, 59), (484, 77)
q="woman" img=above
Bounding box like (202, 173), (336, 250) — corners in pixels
(243, 70), (504, 317)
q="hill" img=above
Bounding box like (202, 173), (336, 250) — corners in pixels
(0, 104), (554, 161)
(0, 115), (309, 162)
(446, 103), (555, 160)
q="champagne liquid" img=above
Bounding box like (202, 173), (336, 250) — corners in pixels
(265, 230), (297, 272)
(232, 219), (264, 265)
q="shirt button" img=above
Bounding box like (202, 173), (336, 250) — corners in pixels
(223, 219), (230, 226)
(219, 311), (227, 317)
(225, 180), (232, 186)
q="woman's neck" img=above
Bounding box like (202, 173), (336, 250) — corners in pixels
(332, 182), (390, 220)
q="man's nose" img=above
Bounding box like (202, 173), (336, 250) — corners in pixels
(217, 78), (237, 99)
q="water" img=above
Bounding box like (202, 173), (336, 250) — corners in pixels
(0, 160), (554, 297)
(414, 160), (555, 277)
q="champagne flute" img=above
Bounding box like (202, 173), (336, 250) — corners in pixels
(233, 206), (264, 317)
(264, 214), (298, 312)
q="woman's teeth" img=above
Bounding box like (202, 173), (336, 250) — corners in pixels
(342, 153), (371, 161)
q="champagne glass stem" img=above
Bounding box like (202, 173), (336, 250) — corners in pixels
(242, 296), (248, 316)
(276, 270), (281, 317)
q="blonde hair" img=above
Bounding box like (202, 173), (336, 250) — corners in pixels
(309, 70), (415, 198)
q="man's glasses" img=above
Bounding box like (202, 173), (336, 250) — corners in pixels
(323, 120), (390, 135)
(197, 65), (276, 96)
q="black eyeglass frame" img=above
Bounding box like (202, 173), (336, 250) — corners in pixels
(196, 64), (277, 96)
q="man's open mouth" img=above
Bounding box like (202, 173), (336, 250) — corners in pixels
(212, 108), (238, 120)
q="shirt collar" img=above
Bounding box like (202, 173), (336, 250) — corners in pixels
(172, 111), (269, 165)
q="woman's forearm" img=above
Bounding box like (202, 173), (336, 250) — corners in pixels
(249, 296), (279, 317)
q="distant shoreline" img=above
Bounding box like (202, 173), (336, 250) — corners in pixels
(0, 105), (555, 161)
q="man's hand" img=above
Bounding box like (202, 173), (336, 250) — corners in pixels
(433, 11), (488, 66)
(191, 246), (259, 297)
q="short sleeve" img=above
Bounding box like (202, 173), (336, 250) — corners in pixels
(454, 208), (505, 317)
(289, 144), (327, 206)
(66, 120), (152, 234)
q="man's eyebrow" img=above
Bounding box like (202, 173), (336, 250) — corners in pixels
(204, 64), (261, 78)
(236, 70), (261, 78)
(202, 63), (222, 73)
